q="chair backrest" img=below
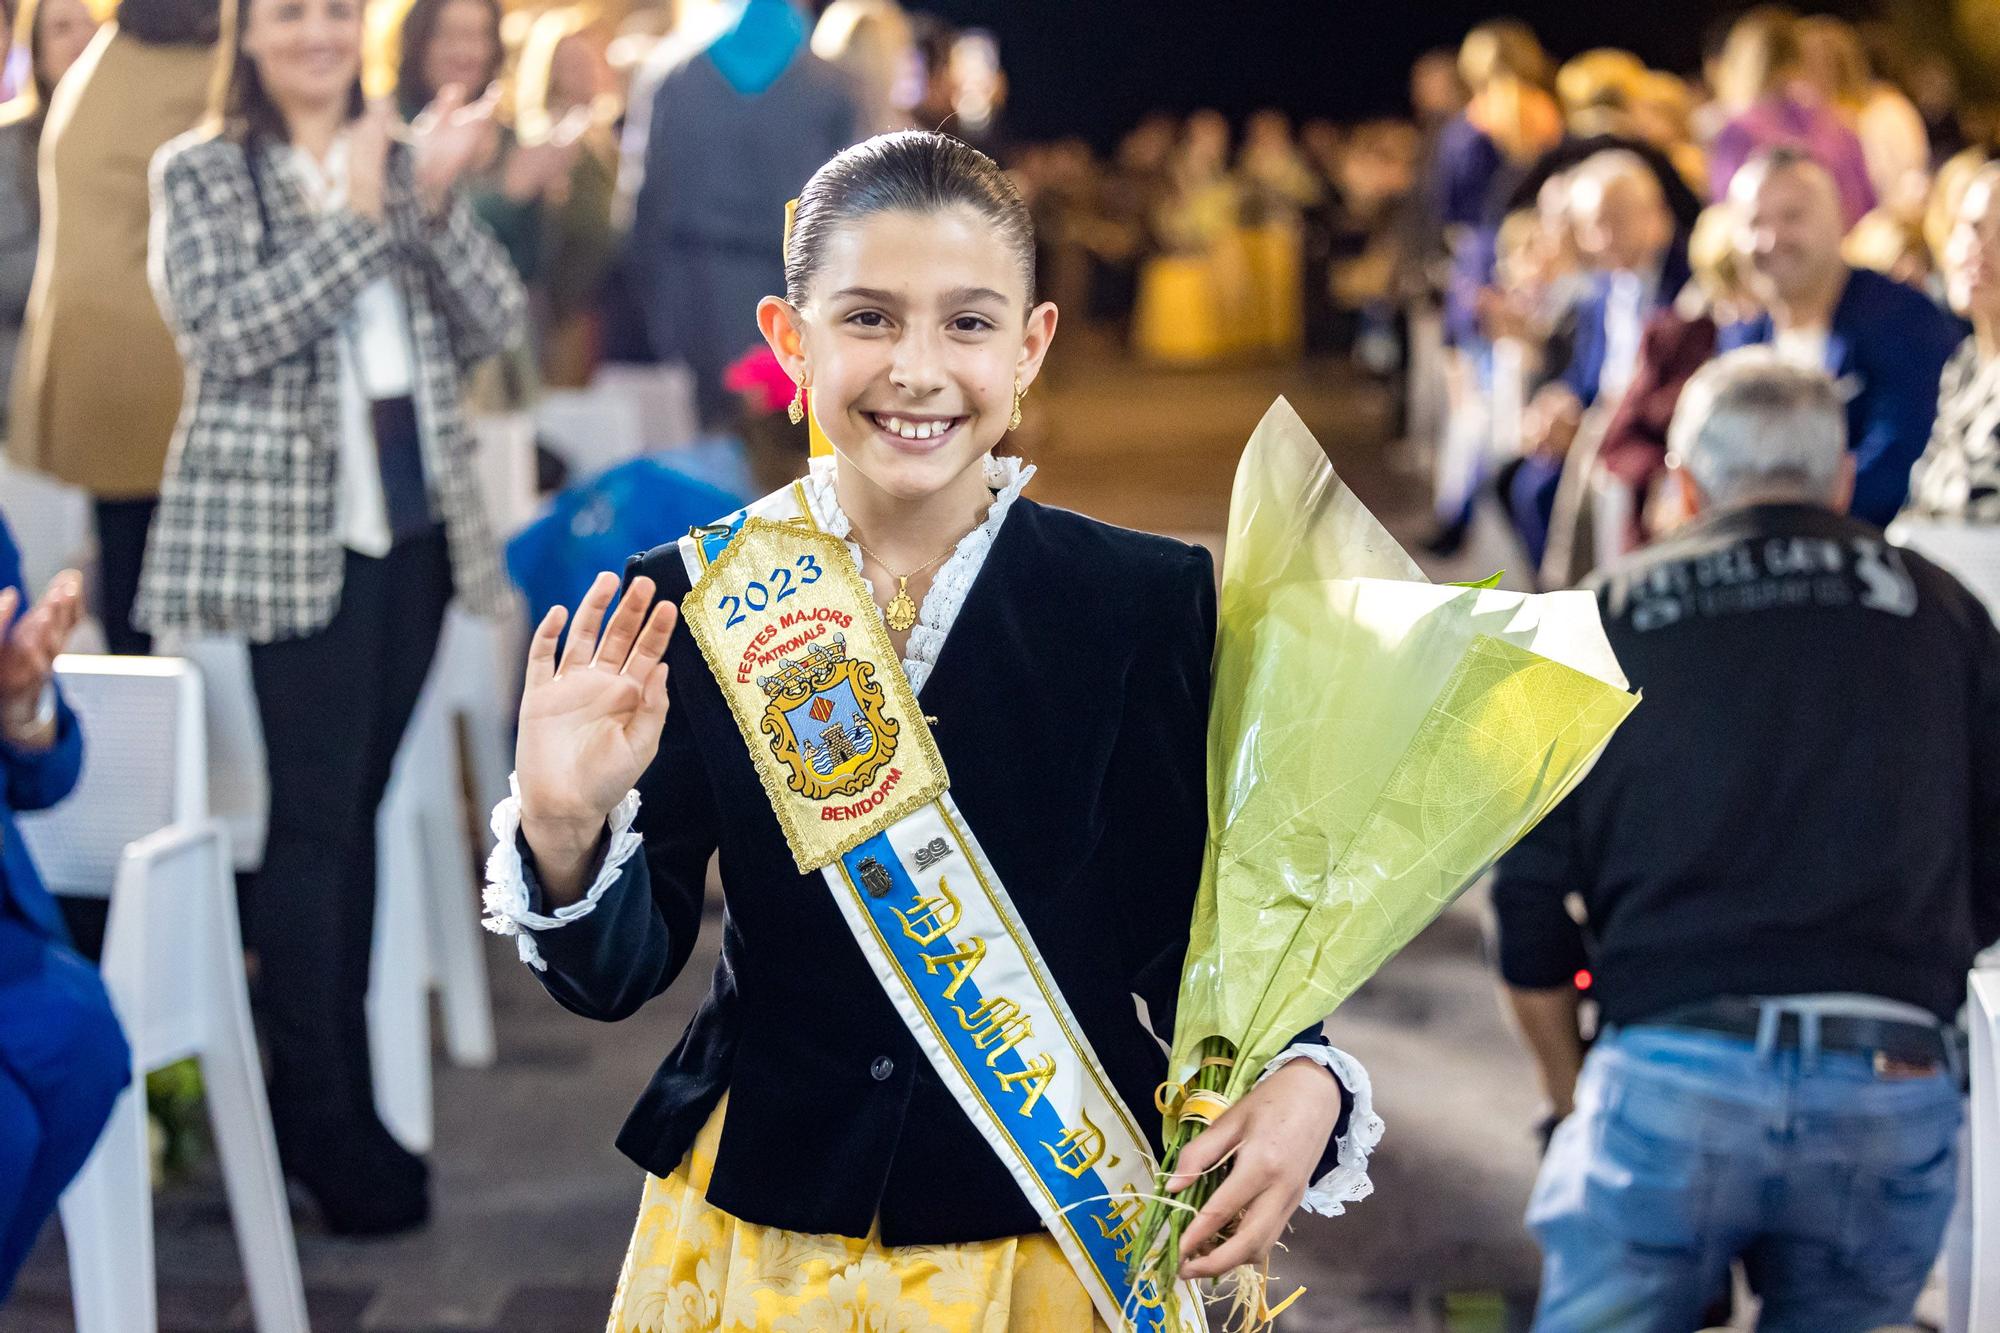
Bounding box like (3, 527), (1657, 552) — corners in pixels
(0, 461), (93, 596)
(1889, 518), (2000, 617)
(1970, 969), (2000, 1331)
(536, 388), (645, 480)
(590, 361), (699, 451)
(19, 655), (208, 897)
(104, 820), (234, 1069)
(154, 635), (268, 872)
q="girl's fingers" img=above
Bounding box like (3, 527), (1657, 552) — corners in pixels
(622, 600), (679, 678)
(1180, 1188), (1290, 1280)
(526, 604), (567, 687)
(1178, 1144), (1260, 1261)
(0, 588), (20, 641)
(633, 661), (670, 730)
(1166, 1110), (1243, 1193)
(558, 572), (619, 673)
(593, 575), (654, 670)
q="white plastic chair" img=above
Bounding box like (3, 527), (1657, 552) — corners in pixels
(370, 650), (501, 1154)
(470, 411), (540, 539)
(591, 360), (700, 450)
(157, 635), (269, 871)
(1964, 969), (2000, 1332)
(536, 387), (645, 479)
(19, 656), (307, 1333)
(62, 823), (309, 1333)
(0, 459), (92, 595)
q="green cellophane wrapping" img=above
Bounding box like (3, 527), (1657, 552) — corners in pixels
(1133, 399), (1638, 1312)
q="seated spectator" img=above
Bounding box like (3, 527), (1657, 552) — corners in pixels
(1495, 349), (1999, 1332)
(1720, 146), (1965, 525)
(0, 519), (126, 1305)
(1494, 49), (1705, 244)
(1594, 204), (1758, 552)
(1908, 160), (2000, 521)
(1432, 19), (1560, 348)
(1708, 7), (1877, 226)
(1796, 15), (1930, 223)
(1507, 150), (1686, 569)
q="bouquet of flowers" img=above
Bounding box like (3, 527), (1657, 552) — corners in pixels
(1129, 399), (1638, 1321)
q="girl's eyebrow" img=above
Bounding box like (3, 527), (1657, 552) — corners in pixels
(945, 286), (1012, 307)
(829, 286), (1012, 307)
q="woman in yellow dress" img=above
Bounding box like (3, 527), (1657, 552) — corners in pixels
(485, 130), (1381, 1332)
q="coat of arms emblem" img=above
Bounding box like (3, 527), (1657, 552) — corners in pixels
(757, 634), (900, 800)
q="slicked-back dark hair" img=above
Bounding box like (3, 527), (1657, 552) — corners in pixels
(784, 130), (1036, 310)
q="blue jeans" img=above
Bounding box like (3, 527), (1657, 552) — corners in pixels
(1527, 1024), (1961, 1333)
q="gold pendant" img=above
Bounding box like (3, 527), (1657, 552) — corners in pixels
(885, 578), (918, 632)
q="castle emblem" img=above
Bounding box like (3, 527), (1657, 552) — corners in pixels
(756, 634), (899, 801)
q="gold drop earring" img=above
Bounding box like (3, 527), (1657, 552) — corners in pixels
(788, 379), (806, 425)
(1008, 378), (1024, 432)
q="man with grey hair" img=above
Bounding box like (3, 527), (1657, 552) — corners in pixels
(1509, 149), (1688, 567)
(1720, 145), (1963, 525)
(1494, 347), (2000, 1330)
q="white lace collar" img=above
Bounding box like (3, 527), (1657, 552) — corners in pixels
(800, 453), (1035, 695)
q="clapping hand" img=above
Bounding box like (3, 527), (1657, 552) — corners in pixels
(411, 82), (502, 216)
(501, 108), (589, 206)
(0, 571), (83, 748)
(514, 572), (678, 903)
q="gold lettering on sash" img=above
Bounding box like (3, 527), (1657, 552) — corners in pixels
(892, 877), (962, 946)
(919, 936), (985, 1000)
(994, 1052), (1057, 1116)
(1041, 1109), (1106, 1179)
(954, 996), (1033, 1068)
(1093, 1190), (1146, 1264)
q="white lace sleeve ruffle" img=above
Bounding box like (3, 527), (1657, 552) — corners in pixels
(1260, 1043), (1384, 1217)
(480, 773), (644, 971)
(801, 453), (1034, 696)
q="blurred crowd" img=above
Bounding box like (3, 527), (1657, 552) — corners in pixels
(1398, 9), (2000, 590)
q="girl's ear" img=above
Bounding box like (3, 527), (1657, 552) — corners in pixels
(1014, 300), (1060, 394)
(757, 296), (808, 387)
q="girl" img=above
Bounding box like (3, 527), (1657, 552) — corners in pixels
(489, 131), (1377, 1330)
(140, 0), (523, 1234)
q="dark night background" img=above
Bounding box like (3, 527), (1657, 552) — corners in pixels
(903, 0), (1936, 147)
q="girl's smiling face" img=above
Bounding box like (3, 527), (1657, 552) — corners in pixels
(761, 203), (1057, 504)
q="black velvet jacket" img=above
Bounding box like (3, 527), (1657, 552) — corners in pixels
(521, 497), (1349, 1245)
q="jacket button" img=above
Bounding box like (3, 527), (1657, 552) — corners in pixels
(870, 1056), (895, 1082)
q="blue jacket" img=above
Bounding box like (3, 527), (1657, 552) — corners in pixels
(1561, 243), (1693, 409)
(1720, 268), (1966, 526)
(0, 517), (84, 942)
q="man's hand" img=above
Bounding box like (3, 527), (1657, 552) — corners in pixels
(1166, 1060), (1342, 1280)
(1524, 384), (1583, 461)
(0, 570), (83, 750)
(1502, 983), (1585, 1122)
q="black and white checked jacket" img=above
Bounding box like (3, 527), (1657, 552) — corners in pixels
(136, 129), (523, 643)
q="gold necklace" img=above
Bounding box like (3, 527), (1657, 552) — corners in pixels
(850, 533), (958, 632)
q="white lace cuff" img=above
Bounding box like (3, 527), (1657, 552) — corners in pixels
(1260, 1043), (1384, 1217)
(480, 774), (644, 971)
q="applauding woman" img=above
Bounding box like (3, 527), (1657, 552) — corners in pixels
(138, 0), (522, 1235)
(488, 132), (1375, 1330)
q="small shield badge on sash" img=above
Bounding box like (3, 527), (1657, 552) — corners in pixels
(856, 856), (894, 898)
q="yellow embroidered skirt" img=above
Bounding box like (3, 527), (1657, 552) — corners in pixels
(607, 1094), (1110, 1332)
